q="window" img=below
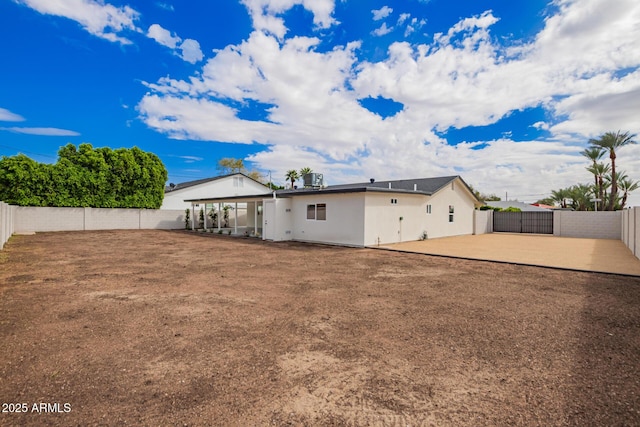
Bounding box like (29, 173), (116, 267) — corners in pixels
(391, 198), (398, 204)
(426, 204), (432, 214)
(316, 203), (326, 220)
(306, 204), (327, 221)
(449, 205), (454, 222)
(233, 176), (244, 187)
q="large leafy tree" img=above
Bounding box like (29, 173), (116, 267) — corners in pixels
(589, 131), (637, 210)
(0, 143), (167, 208)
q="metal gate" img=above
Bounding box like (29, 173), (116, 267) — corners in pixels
(493, 211), (553, 234)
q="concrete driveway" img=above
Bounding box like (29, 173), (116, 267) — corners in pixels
(377, 233), (640, 276)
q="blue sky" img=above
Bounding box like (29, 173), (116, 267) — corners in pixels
(1, 0), (639, 205)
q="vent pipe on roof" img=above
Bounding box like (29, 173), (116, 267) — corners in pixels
(370, 178), (375, 183)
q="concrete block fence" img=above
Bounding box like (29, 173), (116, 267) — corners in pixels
(0, 201), (14, 250)
(0, 202), (185, 249)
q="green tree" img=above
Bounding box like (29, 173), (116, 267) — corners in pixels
(618, 173), (640, 209)
(551, 188), (571, 209)
(568, 184), (594, 211)
(586, 162), (610, 204)
(589, 131), (637, 210)
(582, 147), (605, 190)
(217, 158), (245, 174)
(0, 144), (167, 208)
(285, 169), (299, 189)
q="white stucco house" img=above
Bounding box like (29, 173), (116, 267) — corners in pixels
(161, 173), (271, 210)
(186, 175), (482, 247)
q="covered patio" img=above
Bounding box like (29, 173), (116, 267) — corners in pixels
(186, 195), (266, 237)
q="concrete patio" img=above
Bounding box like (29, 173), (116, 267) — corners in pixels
(377, 233), (640, 276)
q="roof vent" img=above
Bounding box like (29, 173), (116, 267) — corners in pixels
(169, 183), (176, 189)
(370, 178), (375, 183)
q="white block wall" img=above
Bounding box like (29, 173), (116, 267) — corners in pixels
(473, 209), (493, 235)
(553, 211), (621, 239)
(622, 207), (639, 260)
(12, 206), (184, 233)
(0, 201), (14, 250)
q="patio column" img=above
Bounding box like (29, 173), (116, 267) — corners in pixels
(191, 204), (196, 231)
(254, 202), (258, 235)
(218, 203), (221, 229)
(234, 202), (238, 235)
(203, 203), (208, 232)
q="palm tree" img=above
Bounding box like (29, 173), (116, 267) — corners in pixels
(299, 167), (312, 187)
(568, 184), (594, 211)
(617, 172), (640, 209)
(551, 188), (571, 209)
(582, 147), (605, 189)
(589, 131), (637, 210)
(586, 162), (610, 204)
(285, 169), (299, 189)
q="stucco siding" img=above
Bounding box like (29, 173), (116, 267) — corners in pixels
(425, 180), (476, 239)
(364, 193), (426, 245)
(290, 193), (365, 246)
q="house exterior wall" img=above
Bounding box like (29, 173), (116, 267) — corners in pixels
(553, 211), (621, 239)
(162, 175), (269, 210)
(424, 179), (476, 239)
(289, 193), (366, 246)
(262, 198), (293, 241)
(622, 207), (639, 260)
(363, 192), (425, 245)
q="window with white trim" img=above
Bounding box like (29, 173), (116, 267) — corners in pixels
(426, 204), (432, 214)
(306, 203), (327, 221)
(391, 198), (398, 204)
(449, 205), (454, 222)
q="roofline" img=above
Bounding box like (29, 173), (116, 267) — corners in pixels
(184, 175), (482, 205)
(166, 172), (269, 193)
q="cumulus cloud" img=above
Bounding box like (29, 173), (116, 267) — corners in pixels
(372, 22), (393, 37)
(0, 127), (80, 136)
(372, 6), (393, 21)
(138, 0), (640, 204)
(17, 0), (140, 44)
(147, 24), (203, 63)
(241, 0), (336, 38)
(0, 108), (25, 122)
(147, 23), (180, 49)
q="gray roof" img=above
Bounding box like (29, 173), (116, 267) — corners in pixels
(185, 175), (480, 203)
(276, 175), (467, 196)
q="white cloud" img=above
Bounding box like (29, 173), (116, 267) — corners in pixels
(138, 0), (640, 204)
(147, 23), (180, 49)
(241, 0), (336, 38)
(147, 24), (203, 63)
(0, 127), (80, 136)
(0, 108), (25, 122)
(372, 22), (393, 37)
(17, 0), (140, 44)
(179, 39), (204, 64)
(372, 6), (393, 21)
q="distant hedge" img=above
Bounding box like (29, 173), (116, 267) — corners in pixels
(0, 143), (167, 208)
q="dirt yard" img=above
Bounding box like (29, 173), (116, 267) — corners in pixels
(1, 230), (639, 426)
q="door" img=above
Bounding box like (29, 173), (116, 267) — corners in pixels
(263, 200), (275, 240)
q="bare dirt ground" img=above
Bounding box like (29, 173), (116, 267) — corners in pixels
(1, 230), (640, 426)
